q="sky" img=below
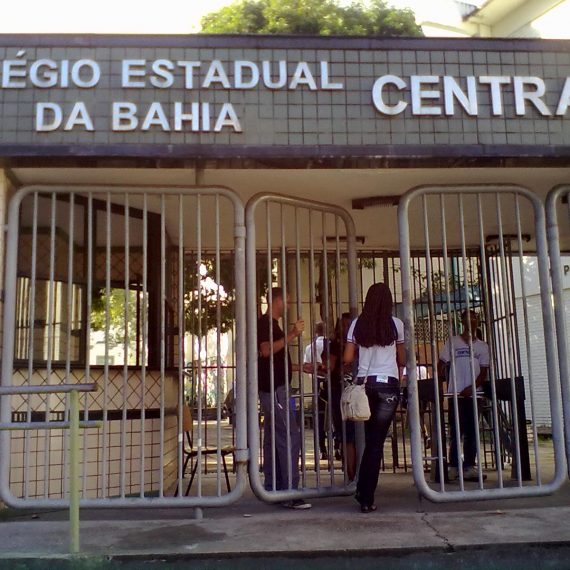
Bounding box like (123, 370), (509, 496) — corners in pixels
(0, 0), (430, 34)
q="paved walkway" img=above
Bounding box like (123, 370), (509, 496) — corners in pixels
(1, 474), (570, 565)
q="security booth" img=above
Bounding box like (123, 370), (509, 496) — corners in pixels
(0, 34), (569, 511)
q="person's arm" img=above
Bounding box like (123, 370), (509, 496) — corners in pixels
(394, 318), (406, 371)
(343, 341), (356, 365)
(396, 343), (406, 369)
(343, 318), (358, 365)
(259, 319), (304, 358)
(460, 366), (488, 397)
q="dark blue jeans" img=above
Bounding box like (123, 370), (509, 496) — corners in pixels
(356, 382), (400, 506)
(259, 386), (301, 491)
(448, 397), (478, 470)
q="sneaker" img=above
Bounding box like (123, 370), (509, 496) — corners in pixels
(463, 467), (487, 482)
(448, 466), (458, 482)
(346, 480), (357, 492)
(282, 499), (312, 510)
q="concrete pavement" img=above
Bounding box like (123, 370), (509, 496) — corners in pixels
(1, 474), (570, 566)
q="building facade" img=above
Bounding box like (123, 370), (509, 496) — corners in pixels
(0, 34), (568, 505)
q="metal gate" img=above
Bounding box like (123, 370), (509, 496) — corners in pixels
(245, 193), (358, 503)
(399, 184), (567, 502)
(0, 184), (247, 508)
(546, 184), (570, 473)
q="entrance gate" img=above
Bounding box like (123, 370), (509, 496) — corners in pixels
(399, 184), (567, 502)
(245, 193), (358, 502)
(0, 185), (248, 508)
(546, 185), (570, 473)
(2, 183), (569, 512)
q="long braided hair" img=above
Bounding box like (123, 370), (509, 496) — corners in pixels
(353, 283), (398, 348)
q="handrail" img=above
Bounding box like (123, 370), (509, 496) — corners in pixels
(0, 383), (98, 395)
(0, 382), (100, 554)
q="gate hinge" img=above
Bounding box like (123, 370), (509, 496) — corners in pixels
(234, 448), (249, 463)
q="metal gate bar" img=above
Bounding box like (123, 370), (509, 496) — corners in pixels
(546, 184), (570, 473)
(246, 193), (357, 503)
(399, 184), (566, 502)
(0, 184), (247, 508)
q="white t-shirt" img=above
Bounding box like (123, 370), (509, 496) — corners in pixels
(439, 336), (490, 393)
(347, 316), (404, 379)
(303, 336), (325, 365)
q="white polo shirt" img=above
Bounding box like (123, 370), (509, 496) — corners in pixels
(439, 336), (490, 393)
(347, 317), (404, 379)
(303, 336), (325, 365)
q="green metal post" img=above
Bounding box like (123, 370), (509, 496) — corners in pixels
(69, 389), (80, 555)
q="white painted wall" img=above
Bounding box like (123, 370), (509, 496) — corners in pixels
(513, 256), (570, 428)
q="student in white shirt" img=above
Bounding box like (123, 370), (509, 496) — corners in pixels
(438, 309), (490, 482)
(302, 322), (328, 459)
(344, 283), (405, 513)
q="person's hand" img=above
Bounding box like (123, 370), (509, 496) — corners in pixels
(460, 385), (473, 397)
(292, 319), (305, 336)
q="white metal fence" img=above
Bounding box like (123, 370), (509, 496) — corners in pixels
(398, 184), (567, 502)
(245, 193), (358, 503)
(546, 184), (570, 474)
(1, 182), (569, 513)
(0, 185), (248, 508)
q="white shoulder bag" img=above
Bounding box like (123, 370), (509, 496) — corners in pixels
(340, 360), (371, 422)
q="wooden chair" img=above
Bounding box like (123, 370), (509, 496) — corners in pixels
(180, 405), (234, 496)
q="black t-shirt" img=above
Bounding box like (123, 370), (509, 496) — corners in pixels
(257, 314), (292, 393)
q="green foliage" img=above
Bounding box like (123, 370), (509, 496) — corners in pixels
(201, 0), (423, 36)
(184, 257), (236, 338)
(91, 287), (140, 348)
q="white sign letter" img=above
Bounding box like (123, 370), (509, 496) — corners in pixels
(262, 61), (287, 89)
(513, 76), (551, 116)
(443, 76), (478, 115)
(177, 61), (201, 89)
(64, 102), (94, 131)
(372, 75), (408, 115)
(36, 103), (62, 131)
(141, 102), (170, 131)
(234, 61), (259, 89)
(2, 60), (27, 88)
(556, 77), (570, 116)
(151, 60), (175, 88)
(479, 76), (511, 116)
(71, 60), (100, 88)
(122, 60), (146, 88)
(289, 62), (317, 90)
(411, 76), (441, 115)
(214, 103), (242, 132)
(174, 102), (201, 131)
(203, 60), (231, 88)
(30, 59), (58, 88)
(320, 61), (343, 90)
(112, 102), (138, 131)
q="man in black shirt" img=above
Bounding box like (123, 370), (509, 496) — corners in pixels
(258, 287), (310, 509)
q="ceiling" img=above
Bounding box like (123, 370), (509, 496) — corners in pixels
(9, 165), (570, 253)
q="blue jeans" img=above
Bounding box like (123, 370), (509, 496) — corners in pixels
(356, 382), (400, 506)
(259, 386), (301, 491)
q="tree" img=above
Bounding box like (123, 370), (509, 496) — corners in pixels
(91, 287), (141, 359)
(200, 0), (423, 36)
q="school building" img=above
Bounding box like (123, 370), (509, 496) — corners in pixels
(0, 33), (568, 509)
